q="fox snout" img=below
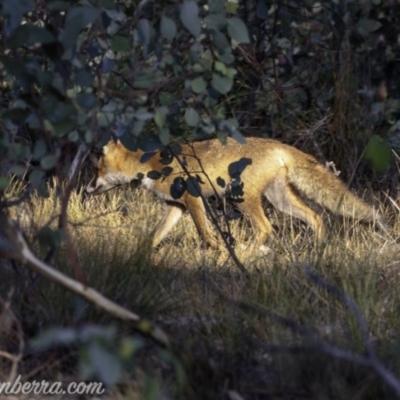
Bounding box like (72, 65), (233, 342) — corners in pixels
(85, 177), (109, 195)
(86, 174), (128, 195)
(85, 179), (100, 195)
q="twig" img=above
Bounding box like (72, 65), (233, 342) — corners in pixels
(167, 144), (249, 276)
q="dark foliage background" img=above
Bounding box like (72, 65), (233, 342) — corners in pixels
(1, 0), (399, 196)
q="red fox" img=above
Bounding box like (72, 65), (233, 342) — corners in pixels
(86, 137), (385, 249)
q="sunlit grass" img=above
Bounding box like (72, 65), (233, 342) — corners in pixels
(2, 179), (400, 399)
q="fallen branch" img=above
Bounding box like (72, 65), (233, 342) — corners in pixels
(0, 212), (170, 348)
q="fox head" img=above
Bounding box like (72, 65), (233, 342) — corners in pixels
(86, 140), (136, 195)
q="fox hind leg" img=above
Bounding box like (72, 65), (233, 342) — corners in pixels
(264, 174), (325, 243)
(236, 197), (274, 250)
(152, 202), (186, 247)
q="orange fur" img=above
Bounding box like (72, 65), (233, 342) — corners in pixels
(86, 138), (384, 249)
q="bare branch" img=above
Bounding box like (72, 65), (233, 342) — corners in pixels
(68, 142), (89, 184)
(167, 144), (249, 277)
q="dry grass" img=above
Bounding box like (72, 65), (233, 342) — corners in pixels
(1, 181), (400, 399)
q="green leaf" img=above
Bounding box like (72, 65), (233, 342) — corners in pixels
(180, 0), (201, 38)
(30, 327), (78, 350)
(225, 1), (239, 13)
(363, 135), (391, 173)
(0, 176), (10, 191)
(8, 25), (56, 48)
(137, 18), (151, 48)
(211, 73), (233, 94)
(184, 108), (200, 127)
(0, 56), (25, 77)
(154, 108), (166, 128)
(161, 15), (177, 40)
(1, 108), (29, 122)
(357, 18), (382, 33)
(190, 77), (207, 93)
(133, 72), (155, 89)
(29, 170), (45, 187)
(53, 118), (76, 137)
(214, 61), (227, 75)
(142, 376), (161, 400)
(227, 17), (250, 43)
(208, 0), (224, 13)
(110, 34), (130, 52)
(40, 153), (59, 170)
(10, 165), (27, 177)
(32, 139), (47, 160)
(212, 31), (230, 52)
(158, 127), (171, 145)
(230, 129), (246, 144)
(85, 343), (122, 387)
(1, 0), (34, 33)
(60, 6), (100, 49)
(204, 13), (226, 31)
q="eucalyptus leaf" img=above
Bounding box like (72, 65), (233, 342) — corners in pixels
(363, 135), (391, 172)
(180, 0), (201, 38)
(1, 0), (34, 34)
(0, 176), (10, 191)
(204, 13), (226, 31)
(211, 73), (233, 94)
(208, 0), (225, 13)
(32, 139), (47, 160)
(190, 77), (207, 93)
(357, 18), (382, 33)
(158, 127), (171, 145)
(85, 343), (122, 387)
(8, 25), (56, 49)
(227, 17), (250, 43)
(29, 170), (45, 187)
(137, 18), (151, 55)
(60, 6), (100, 49)
(161, 15), (177, 40)
(184, 108), (200, 127)
(110, 34), (130, 52)
(40, 153), (59, 170)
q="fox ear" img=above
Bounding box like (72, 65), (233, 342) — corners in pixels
(103, 139), (117, 155)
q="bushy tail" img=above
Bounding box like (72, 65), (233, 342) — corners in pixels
(288, 160), (385, 229)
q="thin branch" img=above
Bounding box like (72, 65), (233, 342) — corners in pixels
(167, 144), (249, 277)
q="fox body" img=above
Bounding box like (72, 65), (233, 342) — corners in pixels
(86, 137), (383, 249)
